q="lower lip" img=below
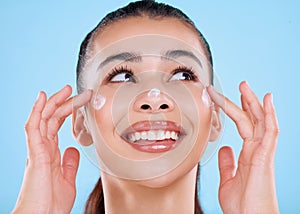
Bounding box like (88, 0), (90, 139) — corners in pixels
(127, 139), (180, 153)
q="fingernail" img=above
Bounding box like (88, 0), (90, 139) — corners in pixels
(269, 93), (273, 104)
(207, 85), (214, 92)
(208, 85), (219, 95)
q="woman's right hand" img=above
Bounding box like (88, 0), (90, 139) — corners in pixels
(12, 85), (92, 214)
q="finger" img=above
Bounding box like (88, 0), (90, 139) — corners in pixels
(72, 89), (93, 109)
(241, 94), (254, 123)
(207, 85), (253, 140)
(40, 85), (72, 138)
(24, 92), (47, 151)
(42, 85), (73, 120)
(240, 94), (261, 159)
(46, 97), (74, 141)
(239, 81), (265, 140)
(47, 90), (92, 140)
(62, 147), (80, 186)
(218, 146), (236, 187)
(261, 93), (280, 155)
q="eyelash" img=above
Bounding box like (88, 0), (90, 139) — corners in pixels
(171, 66), (198, 81)
(105, 65), (198, 83)
(106, 65), (133, 82)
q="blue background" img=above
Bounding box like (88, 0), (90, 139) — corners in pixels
(0, 0), (299, 213)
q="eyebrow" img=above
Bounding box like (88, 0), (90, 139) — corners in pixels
(98, 52), (142, 68)
(97, 49), (202, 69)
(163, 50), (202, 68)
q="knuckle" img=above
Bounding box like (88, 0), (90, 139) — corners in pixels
(50, 117), (62, 128)
(236, 113), (247, 124)
(255, 117), (264, 124)
(252, 137), (263, 144)
(24, 122), (32, 132)
(274, 127), (280, 135)
(49, 98), (60, 109)
(41, 116), (48, 124)
(47, 133), (57, 141)
(266, 126), (280, 135)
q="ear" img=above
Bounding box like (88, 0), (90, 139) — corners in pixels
(72, 107), (93, 146)
(208, 104), (222, 142)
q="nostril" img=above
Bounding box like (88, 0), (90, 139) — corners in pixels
(160, 104), (169, 110)
(141, 104), (151, 110)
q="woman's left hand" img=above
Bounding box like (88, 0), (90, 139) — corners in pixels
(207, 81), (280, 214)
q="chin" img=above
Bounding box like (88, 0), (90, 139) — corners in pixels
(135, 160), (199, 189)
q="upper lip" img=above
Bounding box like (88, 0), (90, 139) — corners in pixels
(121, 120), (186, 142)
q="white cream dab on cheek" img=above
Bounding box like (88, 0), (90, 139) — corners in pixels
(201, 88), (211, 107)
(92, 94), (106, 110)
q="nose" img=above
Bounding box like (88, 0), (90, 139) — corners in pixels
(133, 88), (174, 113)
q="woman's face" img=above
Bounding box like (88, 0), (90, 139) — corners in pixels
(82, 17), (219, 186)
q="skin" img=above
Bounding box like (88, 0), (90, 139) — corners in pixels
(12, 17), (280, 214)
(81, 17), (218, 213)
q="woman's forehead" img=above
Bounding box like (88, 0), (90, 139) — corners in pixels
(98, 50), (203, 70)
(91, 16), (205, 56)
(85, 35), (211, 78)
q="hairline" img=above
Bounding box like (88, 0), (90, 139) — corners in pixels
(77, 12), (213, 94)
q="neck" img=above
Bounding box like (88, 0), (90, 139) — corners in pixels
(101, 166), (198, 214)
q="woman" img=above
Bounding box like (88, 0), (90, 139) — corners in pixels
(13, 1), (280, 213)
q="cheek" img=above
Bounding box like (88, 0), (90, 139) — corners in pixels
(183, 85), (212, 126)
(94, 98), (114, 135)
(93, 87), (116, 137)
(189, 87), (213, 157)
(93, 94), (132, 157)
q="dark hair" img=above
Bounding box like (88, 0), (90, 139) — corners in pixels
(78, 1), (213, 213)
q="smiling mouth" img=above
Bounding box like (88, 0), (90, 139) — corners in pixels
(121, 121), (186, 153)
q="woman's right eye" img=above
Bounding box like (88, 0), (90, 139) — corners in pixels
(107, 67), (136, 83)
(110, 72), (135, 82)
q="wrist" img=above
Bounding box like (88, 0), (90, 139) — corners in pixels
(12, 201), (50, 214)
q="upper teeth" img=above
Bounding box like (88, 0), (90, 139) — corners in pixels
(128, 130), (179, 142)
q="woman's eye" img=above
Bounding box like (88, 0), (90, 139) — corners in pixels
(110, 72), (133, 82)
(108, 68), (136, 83)
(169, 69), (196, 81)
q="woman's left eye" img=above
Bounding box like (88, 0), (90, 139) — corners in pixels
(169, 68), (197, 81)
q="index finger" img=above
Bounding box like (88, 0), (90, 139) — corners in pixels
(207, 85), (253, 140)
(72, 89), (93, 110)
(46, 89), (93, 139)
(50, 89), (93, 125)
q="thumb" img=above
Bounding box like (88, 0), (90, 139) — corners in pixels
(62, 147), (80, 186)
(218, 146), (236, 187)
